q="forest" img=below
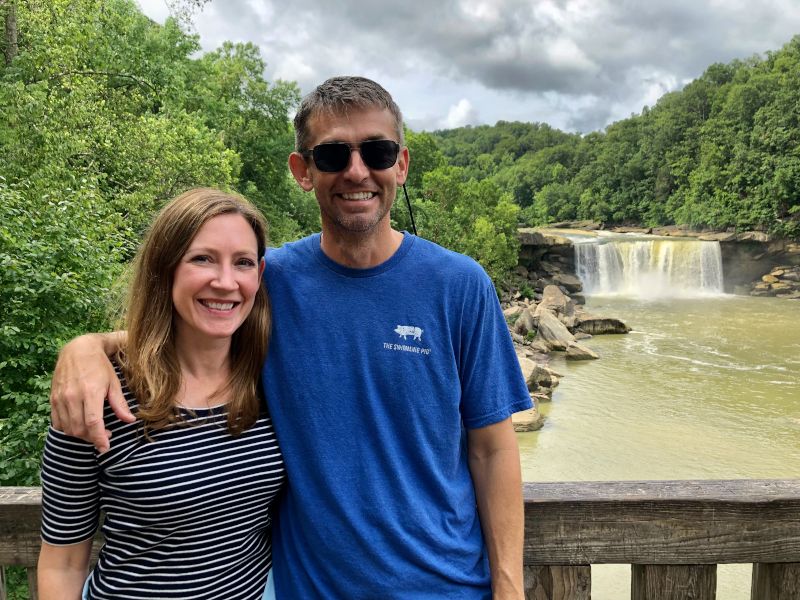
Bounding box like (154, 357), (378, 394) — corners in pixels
(1, 0), (799, 488)
(431, 47), (800, 237)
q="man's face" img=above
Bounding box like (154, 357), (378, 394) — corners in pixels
(290, 107), (409, 236)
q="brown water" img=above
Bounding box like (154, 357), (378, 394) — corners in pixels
(517, 295), (800, 599)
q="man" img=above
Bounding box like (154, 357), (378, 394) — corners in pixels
(51, 76), (532, 599)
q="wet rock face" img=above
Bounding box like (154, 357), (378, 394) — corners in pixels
(514, 229), (577, 295)
(719, 237), (800, 292)
(751, 265), (800, 299)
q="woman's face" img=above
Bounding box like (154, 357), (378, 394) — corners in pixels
(171, 213), (264, 346)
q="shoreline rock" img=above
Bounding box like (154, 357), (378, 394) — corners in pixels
(750, 265), (800, 299)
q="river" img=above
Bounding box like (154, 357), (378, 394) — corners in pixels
(516, 239), (800, 598)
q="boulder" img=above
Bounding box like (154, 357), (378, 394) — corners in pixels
(529, 339), (551, 354)
(539, 260), (562, 275)
(566, 342), (599, 360)
(531, 391), (553, 404)
(512, 405), (544, 432)
(612, 226), (652, 234)
(559, 314), (579, 330)
(548, 220), (602, 230)
(535, 309), (575, 351)
(536, 284), (575, 317)
(782, 270), (800, 282)
(516, 357), (558, 392)
(735, 231), (772, 243)
(517, 229), (573, 247)
(513, 307), (537, 336)
(651, 225), (686, 237)
(762, 274), (779, 284)
(503, 305), (524, 319)
(575, 314), (631, 335)
(698, 232), (737, 242)
(552, 273), (583, 293)
(515, 345), (549, 362)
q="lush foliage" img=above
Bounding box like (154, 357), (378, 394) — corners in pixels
(394, 129), (520, 285)
(0, 180), (125, 484)
(416, 166), (519, 284)
(430, 38), (800, 237)
(0, 0), (309, 486)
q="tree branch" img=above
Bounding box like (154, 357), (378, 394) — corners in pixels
(4, 0), (18, 66)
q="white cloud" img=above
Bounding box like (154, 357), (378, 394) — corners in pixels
(441, 99), (479, 129)
(545, 37), (598, 73)
(272, 54), (316, 84)
(135, 0), (800, 132)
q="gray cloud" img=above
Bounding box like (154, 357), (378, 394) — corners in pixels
(140, 0), (800, 131)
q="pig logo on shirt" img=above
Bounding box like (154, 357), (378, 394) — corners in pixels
(394, 325), (423, 341)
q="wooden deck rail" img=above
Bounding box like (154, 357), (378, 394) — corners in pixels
(523, 480), (800, 599)
(2, 480), (799, 599)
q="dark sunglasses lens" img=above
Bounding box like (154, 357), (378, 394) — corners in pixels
(312, 144), (351, 172)
(360, 140), (400, 170)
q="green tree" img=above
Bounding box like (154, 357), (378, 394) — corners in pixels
(416, 166), (519, 284)
(0, 180), (125, 484)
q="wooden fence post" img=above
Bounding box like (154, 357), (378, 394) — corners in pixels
(631, 564), (716, 600)
(524, 565), (590, 600)
(751, 563), (800, 599)
(26, 567), (37, 600)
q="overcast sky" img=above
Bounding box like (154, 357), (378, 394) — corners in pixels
(137, 0), (800, 133)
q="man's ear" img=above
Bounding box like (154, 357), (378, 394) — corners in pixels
(396, 145), (410, 186)
(288, 152), (314, 192)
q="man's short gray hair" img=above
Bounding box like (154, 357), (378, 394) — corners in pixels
(294, 76), (404, 152)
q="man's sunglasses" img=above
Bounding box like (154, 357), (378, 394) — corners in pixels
(302, 140), (400, 173)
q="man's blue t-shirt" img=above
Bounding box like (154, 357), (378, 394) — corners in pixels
(262, 232), (531, 599)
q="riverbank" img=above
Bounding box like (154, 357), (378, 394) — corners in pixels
(504, 224), (798, 431)
(502, 234), (632, 432)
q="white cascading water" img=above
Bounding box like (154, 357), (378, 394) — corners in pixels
(573, 236), (724, 298)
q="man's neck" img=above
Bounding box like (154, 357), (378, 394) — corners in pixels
(319, 225), (404, 269)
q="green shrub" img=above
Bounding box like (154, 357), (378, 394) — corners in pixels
(0, 180), (126, 485)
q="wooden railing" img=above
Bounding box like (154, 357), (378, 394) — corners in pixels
(2, 480), (799, 599)
(523, 480), (800, 599)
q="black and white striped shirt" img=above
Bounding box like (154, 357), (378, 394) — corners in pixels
(40, 365), (285, 600)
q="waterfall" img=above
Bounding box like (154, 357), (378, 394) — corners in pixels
(574, 236), (724, 297)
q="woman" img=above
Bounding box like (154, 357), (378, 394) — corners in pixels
(37, 188), (284, 600)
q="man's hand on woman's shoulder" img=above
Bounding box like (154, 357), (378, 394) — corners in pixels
(50, 332), (133, 452)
